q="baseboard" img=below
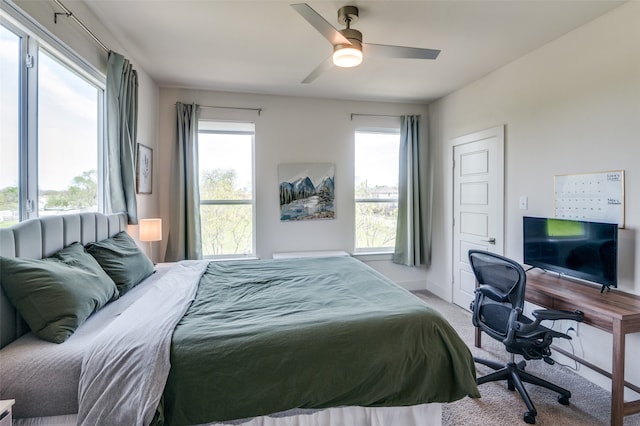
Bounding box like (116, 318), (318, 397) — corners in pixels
(397, 280), (426, 291)
(425, 279), (452, 302)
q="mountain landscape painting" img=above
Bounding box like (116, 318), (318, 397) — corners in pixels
(279, 163), (335, 221)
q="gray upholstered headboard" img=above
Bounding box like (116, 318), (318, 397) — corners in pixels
(0, 212), (128, 349)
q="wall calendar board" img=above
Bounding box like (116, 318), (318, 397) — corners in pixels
(554, 170), (624, 228)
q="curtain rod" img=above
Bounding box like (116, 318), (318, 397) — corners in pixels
(53, 0), (109, 53)
(351, 113), (411, 120)
(177, 104), (263, 116)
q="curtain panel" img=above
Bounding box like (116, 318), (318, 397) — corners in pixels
(105, 51), (138, 224)
(393, 115), (432, 267)
(165, 103), (202, 261)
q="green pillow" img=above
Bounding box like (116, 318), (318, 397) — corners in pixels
(0, 243), (119, 343)
(86, 231), (155, 295)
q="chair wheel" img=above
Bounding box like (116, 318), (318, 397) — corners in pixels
(524, 411), (536, 424)
(508, 382), (515, 391)
(558, 395), (570, 406)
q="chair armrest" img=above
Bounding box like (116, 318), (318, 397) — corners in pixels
(476, 284), (509, 303)
(532, 309), (584, 322)
(510, 309), (584, 336)
(503, 307), (521, 345)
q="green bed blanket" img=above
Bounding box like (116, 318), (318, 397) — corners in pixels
(162, 256), (479, 425)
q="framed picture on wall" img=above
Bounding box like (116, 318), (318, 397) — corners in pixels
(278, 163), (335, 221)
(136, 143), (153, 194)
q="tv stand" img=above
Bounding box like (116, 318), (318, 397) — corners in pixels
(474, 269), (640, 426)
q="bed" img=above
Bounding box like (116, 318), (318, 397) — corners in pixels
(0, 212), (479, 426)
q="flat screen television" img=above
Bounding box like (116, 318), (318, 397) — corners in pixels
(523, 216), (618, 292)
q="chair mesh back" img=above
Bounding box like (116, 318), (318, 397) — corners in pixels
(469, 250), (527, 340)
(479, 303), (511, 336)
(469, 251), (525, 310)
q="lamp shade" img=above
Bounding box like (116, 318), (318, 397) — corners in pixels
(139, 218), (162, 242)
(333, 45), (362, 68)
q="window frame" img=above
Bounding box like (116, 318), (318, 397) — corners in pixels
(354, 128), (401, 254)
(197, 120), (256, 259)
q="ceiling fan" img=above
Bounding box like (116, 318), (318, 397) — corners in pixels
(291, 3), (441, 83)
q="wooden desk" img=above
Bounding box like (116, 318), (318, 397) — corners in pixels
(475, 270), (640, 426)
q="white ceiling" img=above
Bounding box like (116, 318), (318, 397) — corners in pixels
(83, 0), (625, 104)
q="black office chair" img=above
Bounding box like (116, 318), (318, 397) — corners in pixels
(468, 250), (584, 424)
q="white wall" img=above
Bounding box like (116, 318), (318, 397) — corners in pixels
(158, 88), (429, 288)
(10, 0), (161, 255)
(428, 1), (640, 394)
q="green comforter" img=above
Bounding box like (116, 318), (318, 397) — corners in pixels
(162, 257), (479, 425)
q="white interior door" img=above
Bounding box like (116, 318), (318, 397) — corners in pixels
(452, 126), (504, 310)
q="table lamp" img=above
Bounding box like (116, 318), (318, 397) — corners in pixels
(139, 218), (162, 264)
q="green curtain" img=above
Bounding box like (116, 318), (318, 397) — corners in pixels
(105, 51), (138, 224)
(165, 103), (202, 261)
(393, 115), (432, 267)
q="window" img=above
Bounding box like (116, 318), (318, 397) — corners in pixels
(37, 50), (100, 215)
(354, 130), (400, 252)
(198, 121), (255, 258)
(0, 24), (20, 227)
(0, 13), (104, 227)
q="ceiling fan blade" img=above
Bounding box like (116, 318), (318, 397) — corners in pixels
(291, 3), (351, 46)
(363, 43), (441, 60)
(301, 54), (334, 84)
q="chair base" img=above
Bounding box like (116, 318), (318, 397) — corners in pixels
(475, 357), (571, 424)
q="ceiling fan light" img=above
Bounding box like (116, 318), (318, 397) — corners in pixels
(333, 46), (363, 68)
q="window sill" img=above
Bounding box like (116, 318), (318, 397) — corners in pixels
(352, 252), (394, 262)
(204, 256), (259, 262)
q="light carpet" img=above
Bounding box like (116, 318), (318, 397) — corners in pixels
(413, 290), (640, 426)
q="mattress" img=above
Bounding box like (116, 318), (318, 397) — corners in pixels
(4, 257), (446, 426)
